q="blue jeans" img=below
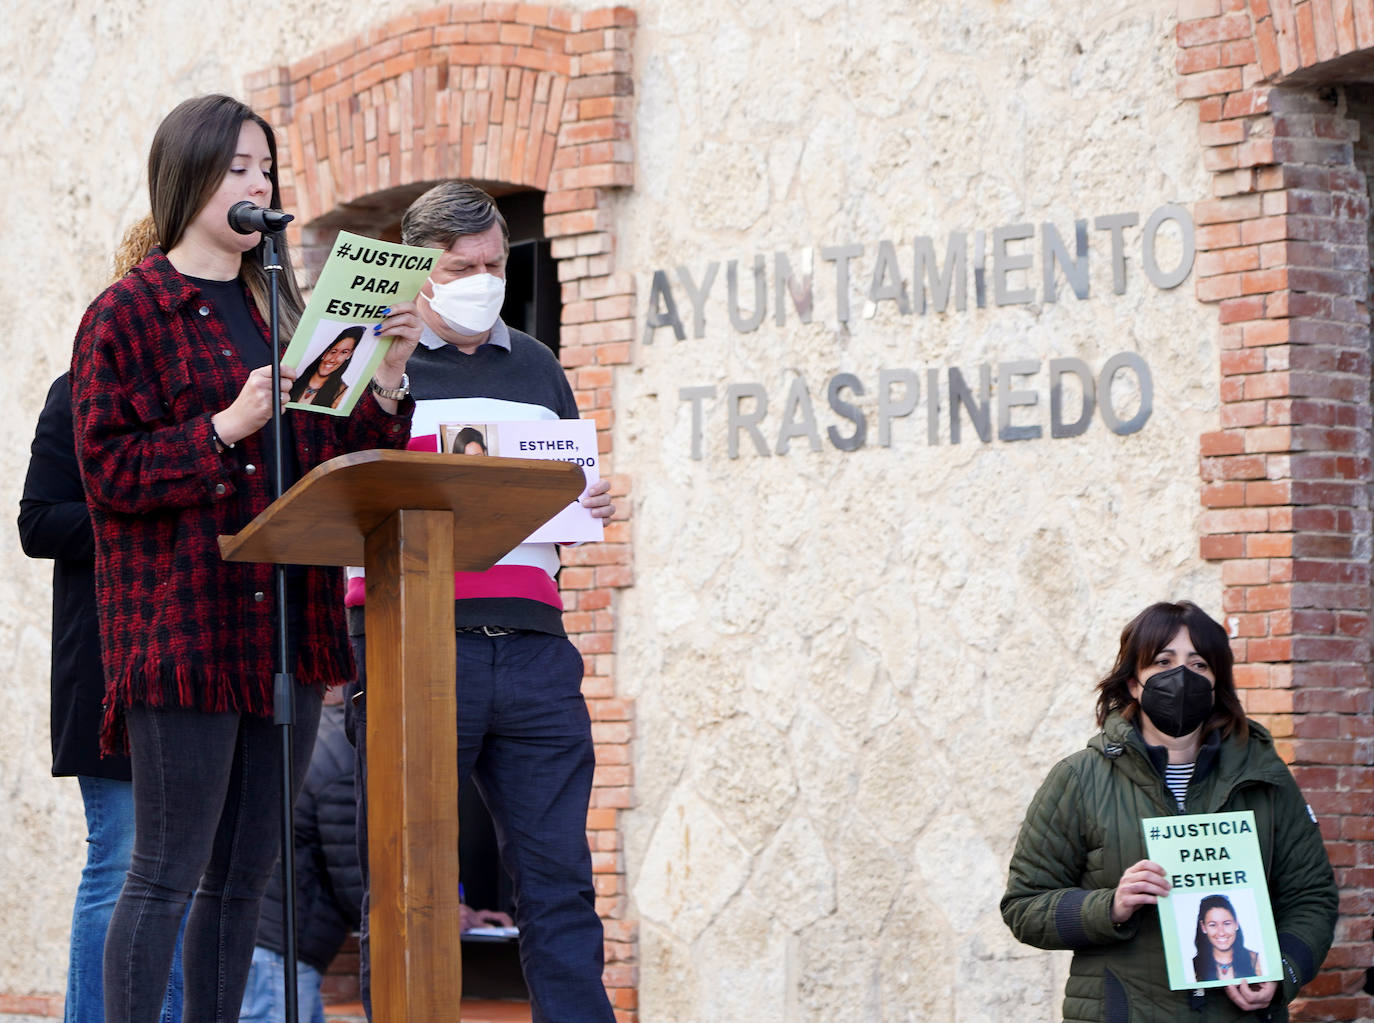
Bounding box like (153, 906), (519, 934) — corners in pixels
(104, 693), (321, 1023)
(238, 947), (325, 1023)
(68, 776), (184, 1023)
(354, 630), (613, 1023)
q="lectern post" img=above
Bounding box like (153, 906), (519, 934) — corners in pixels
(219, 450), (584, 1022)
(364, 509), (463, 1018)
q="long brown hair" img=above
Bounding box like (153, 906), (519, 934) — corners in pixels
(147, 94), (304, 337)
(1094, 601), (1247, 740)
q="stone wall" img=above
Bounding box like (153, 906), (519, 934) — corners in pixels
(617, 2), (1221, 1019)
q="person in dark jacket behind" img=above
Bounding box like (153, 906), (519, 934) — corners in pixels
(18, 373), (184, 1023)
(239, 699), (360, 1023)
(243, 695), (520, 1023)
(1001, 600), (1337, 1022)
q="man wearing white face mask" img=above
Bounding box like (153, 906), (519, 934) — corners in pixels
(345, 182), (617, 1023)
(425, 265), (508, 339)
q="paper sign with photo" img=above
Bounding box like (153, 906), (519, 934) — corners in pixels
(1142, 810), (1281, 990)
(439, 419), (603, 544)
(281, 231), (439, 416)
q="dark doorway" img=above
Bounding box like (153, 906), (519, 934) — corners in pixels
(303, 186), (561, 359)
(497, 191), (560, 354)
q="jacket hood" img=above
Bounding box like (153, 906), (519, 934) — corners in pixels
(1088, 712), (1292, 811)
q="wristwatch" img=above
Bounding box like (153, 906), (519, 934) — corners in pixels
(370, 373), (410, 401)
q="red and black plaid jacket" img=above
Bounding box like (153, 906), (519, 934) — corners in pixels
(71, 250), (412, 753)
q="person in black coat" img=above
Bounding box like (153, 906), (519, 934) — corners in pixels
(240, 700), (362, 1023)
(240, 699), (515, 1022)
(18, 373), (183, 1023)
(241, 694), (519, 1023)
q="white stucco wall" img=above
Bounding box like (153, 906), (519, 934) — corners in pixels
(1, 0), (1220, 1019)
(616, 1), (1220, 1019)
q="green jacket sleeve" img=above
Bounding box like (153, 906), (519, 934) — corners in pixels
(1002, 757), (1137, 950)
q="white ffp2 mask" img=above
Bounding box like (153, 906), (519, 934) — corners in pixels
(426, 273), (506, 335)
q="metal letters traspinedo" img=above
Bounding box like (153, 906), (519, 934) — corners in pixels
(648, 204), (1190, 458)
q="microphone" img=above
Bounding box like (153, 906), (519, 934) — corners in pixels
(228, 201), (294, 235)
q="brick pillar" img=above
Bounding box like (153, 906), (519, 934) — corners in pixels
(1177, 3), (1374, 1018)
(542, 8), (639, 1017)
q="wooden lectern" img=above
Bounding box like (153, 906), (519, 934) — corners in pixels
(220, 449), (585, 1022)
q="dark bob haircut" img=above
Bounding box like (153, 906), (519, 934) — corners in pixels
(1094, 601), (1247, 740)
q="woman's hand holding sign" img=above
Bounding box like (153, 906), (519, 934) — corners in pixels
(1224, 980), (1276, 1012)
(370, 300), (423, 413)
(1111, 859), (1171, 925)
(212, 364), (298, 447)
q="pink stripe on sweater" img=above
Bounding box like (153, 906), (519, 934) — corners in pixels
(344, 564), (562, 609)
(341, 433), (561, 610)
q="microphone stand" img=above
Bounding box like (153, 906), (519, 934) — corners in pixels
(262, 227), (302, 1023)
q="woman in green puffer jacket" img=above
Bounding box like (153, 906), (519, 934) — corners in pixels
(1001, 601), (1337, 1022)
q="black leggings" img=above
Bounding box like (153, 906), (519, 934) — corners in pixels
(103, 691), (321, 1023)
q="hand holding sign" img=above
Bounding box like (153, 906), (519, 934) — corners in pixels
(213, 363), (298, 446)
(1225, 981), (1276, 1013)
(1111, 859), (1171, 925)
(580, 477), (614, 521)
(372, 300), (423, 397)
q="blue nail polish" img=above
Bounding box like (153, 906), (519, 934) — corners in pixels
(373, 326), (382, 334)
(380, 307), (392, 315)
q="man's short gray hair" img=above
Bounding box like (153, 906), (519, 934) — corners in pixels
(401, 181), (510, 251)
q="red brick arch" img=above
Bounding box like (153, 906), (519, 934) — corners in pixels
(247, 4), (639, 1017)
(1176, 2), (1374, 1019)
(248, 4), (635, 216)
(1252, 0), (1374, 80)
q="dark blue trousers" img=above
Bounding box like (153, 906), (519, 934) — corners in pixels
(353, 629), (613, 1023)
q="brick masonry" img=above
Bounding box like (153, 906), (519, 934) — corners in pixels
(1177, 1), (1374, 1018)
(247, 5), (640, 1018)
